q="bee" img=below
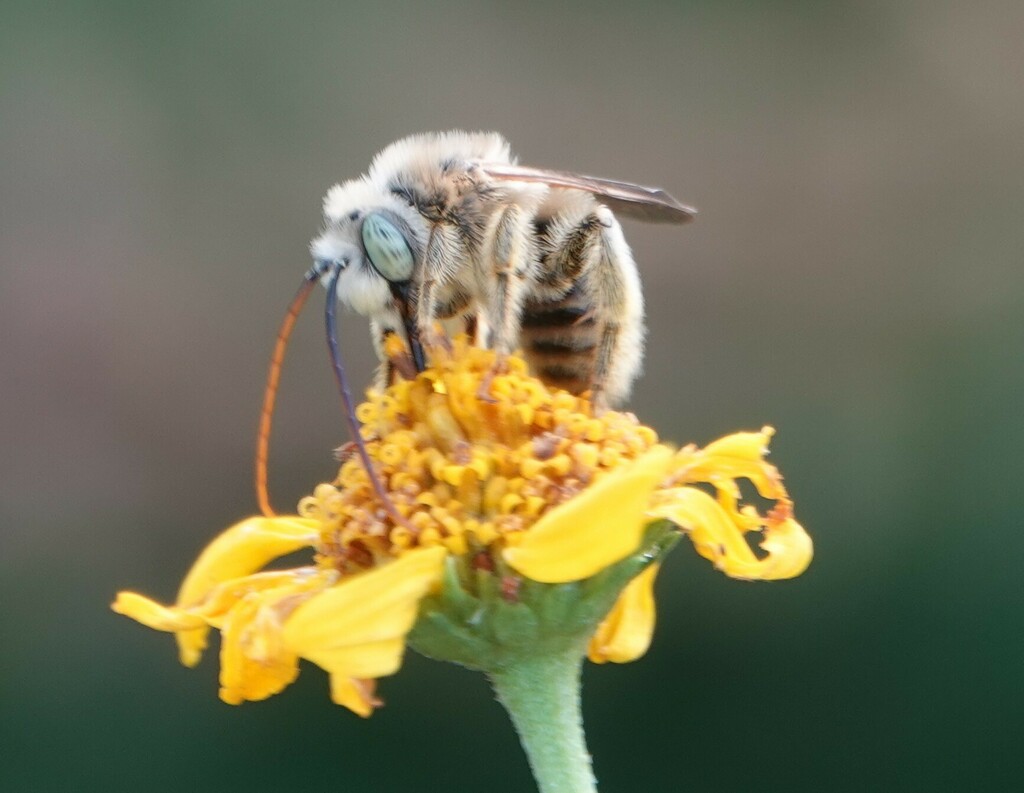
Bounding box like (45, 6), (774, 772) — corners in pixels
(309, 131), (694, 407)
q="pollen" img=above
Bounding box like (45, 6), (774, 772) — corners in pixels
(298, 336), (660, 570)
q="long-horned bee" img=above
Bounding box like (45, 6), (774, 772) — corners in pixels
(255, 132), (694, 517)
(309, 131), (695, 408)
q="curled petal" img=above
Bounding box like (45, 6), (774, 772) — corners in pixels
(503, 446), (674, 583)
(759, 500), (814, 579)
(330, 675), (383, 718)
(174, 516), (318, 667)
(112, 569), (328, 647)
(283, 546), (447, 680)
(650, 489), (812, 580)
(177, 516), (320, 606)
(215, 570), (336, 704)
(674, 427), (786, 500)
(588, 563), (660, 664)
(195, 568), (325, 628)
(219, 592), (299, 705)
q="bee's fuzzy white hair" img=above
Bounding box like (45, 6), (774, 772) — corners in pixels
(367, 131), (514, 186)
(322, 178), (392, 224)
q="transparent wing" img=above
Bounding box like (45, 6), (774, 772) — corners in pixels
(479, 163), (696, 224)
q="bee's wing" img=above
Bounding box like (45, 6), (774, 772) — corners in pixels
(479, 163), (696, 224)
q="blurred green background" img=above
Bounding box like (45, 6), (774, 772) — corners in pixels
(3, 1), (1022, 790)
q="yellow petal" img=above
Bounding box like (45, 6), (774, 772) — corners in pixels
(650, 489), (812, 580)
(588, 563), (660, 664)
(306, 639), (408, 679)
(503, 445), (673, 583)
(759, 501), (814, 579)
(174, 516), (318, 667)
(177, 516), (320, 606)
(700, 427), (773, 460)
(677, 427), (785, 500)
(111, 592), (206, 632)
(283, 546), (447, 679)
(218, 592), (299, 705)
(330, 675), (382, 718)
(195, 568), (323, 628)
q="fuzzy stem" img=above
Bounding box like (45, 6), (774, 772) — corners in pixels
(488, 646), (597, 793)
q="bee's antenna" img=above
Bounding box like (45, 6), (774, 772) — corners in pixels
(255, 266), (325, 517)
(324, 263), (416, 531)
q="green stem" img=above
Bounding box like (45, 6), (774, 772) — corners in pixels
(488, 646), (597, 793)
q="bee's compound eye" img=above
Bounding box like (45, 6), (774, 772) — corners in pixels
(361, 212), (414, 282)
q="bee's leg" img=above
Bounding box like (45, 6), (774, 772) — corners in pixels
(531, 202), (643, 409)
(416, 277), (452, 354)
(417, 223), (468, 355)
(488, 204), (538, 354)
(369, 318), (420, 390)
(465, 313), (492, 348)
(583, 207), (645, 410)
(534, 206), (603, 297)
(479, 204), (539, 401)
(368, 318), (390, 389)
(464, 314), (478, 344)
(476, 358), (506, 403)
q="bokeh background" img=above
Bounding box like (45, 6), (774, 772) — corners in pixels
(3, 1), (1022, 790)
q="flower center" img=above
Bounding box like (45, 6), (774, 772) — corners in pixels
(298, 337), (659, 572)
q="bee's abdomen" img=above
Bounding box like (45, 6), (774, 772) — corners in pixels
(519, 285), (600, 395)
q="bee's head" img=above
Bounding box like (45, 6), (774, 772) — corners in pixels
(311, 179), (425, 314)
(312, 178), (427, 370)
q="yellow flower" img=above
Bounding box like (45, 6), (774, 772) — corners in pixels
(112, 516), (445, 716)
(113, 337), (812, 715)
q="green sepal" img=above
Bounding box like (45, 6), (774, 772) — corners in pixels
(436, 553), (481, 622)
(407, 519), (680, 673)
(576, 519), (679, 625)
(532, 579), (581, 627)
(490, 600), (541, 647)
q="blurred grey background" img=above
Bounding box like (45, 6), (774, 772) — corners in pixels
(2, 1), (1022, 790)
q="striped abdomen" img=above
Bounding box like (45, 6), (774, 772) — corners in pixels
(519, 283), (601, 396)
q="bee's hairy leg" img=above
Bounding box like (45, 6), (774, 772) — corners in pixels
(369, 319), (395, 389)
(465, 313), (492, 348)
(584, 207), (645, 410)
(589, 328), (615, 412)
(475, 352), (509, 404)
(333, 439), (375, 462)
(377, 325), (418, 384)
(487, 203), (537, 353)
(417, 223), (468, 354)
(416, 277), (452, 354)
(479, 204), (537, 402)
(532, 202), (644, 409)
(464, 314), (479, 345)
(535, 207), (603, 296)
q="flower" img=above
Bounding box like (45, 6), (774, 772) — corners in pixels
(113, 337), (812, 716)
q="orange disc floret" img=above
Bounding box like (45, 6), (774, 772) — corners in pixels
(298, 336), (660, 570)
